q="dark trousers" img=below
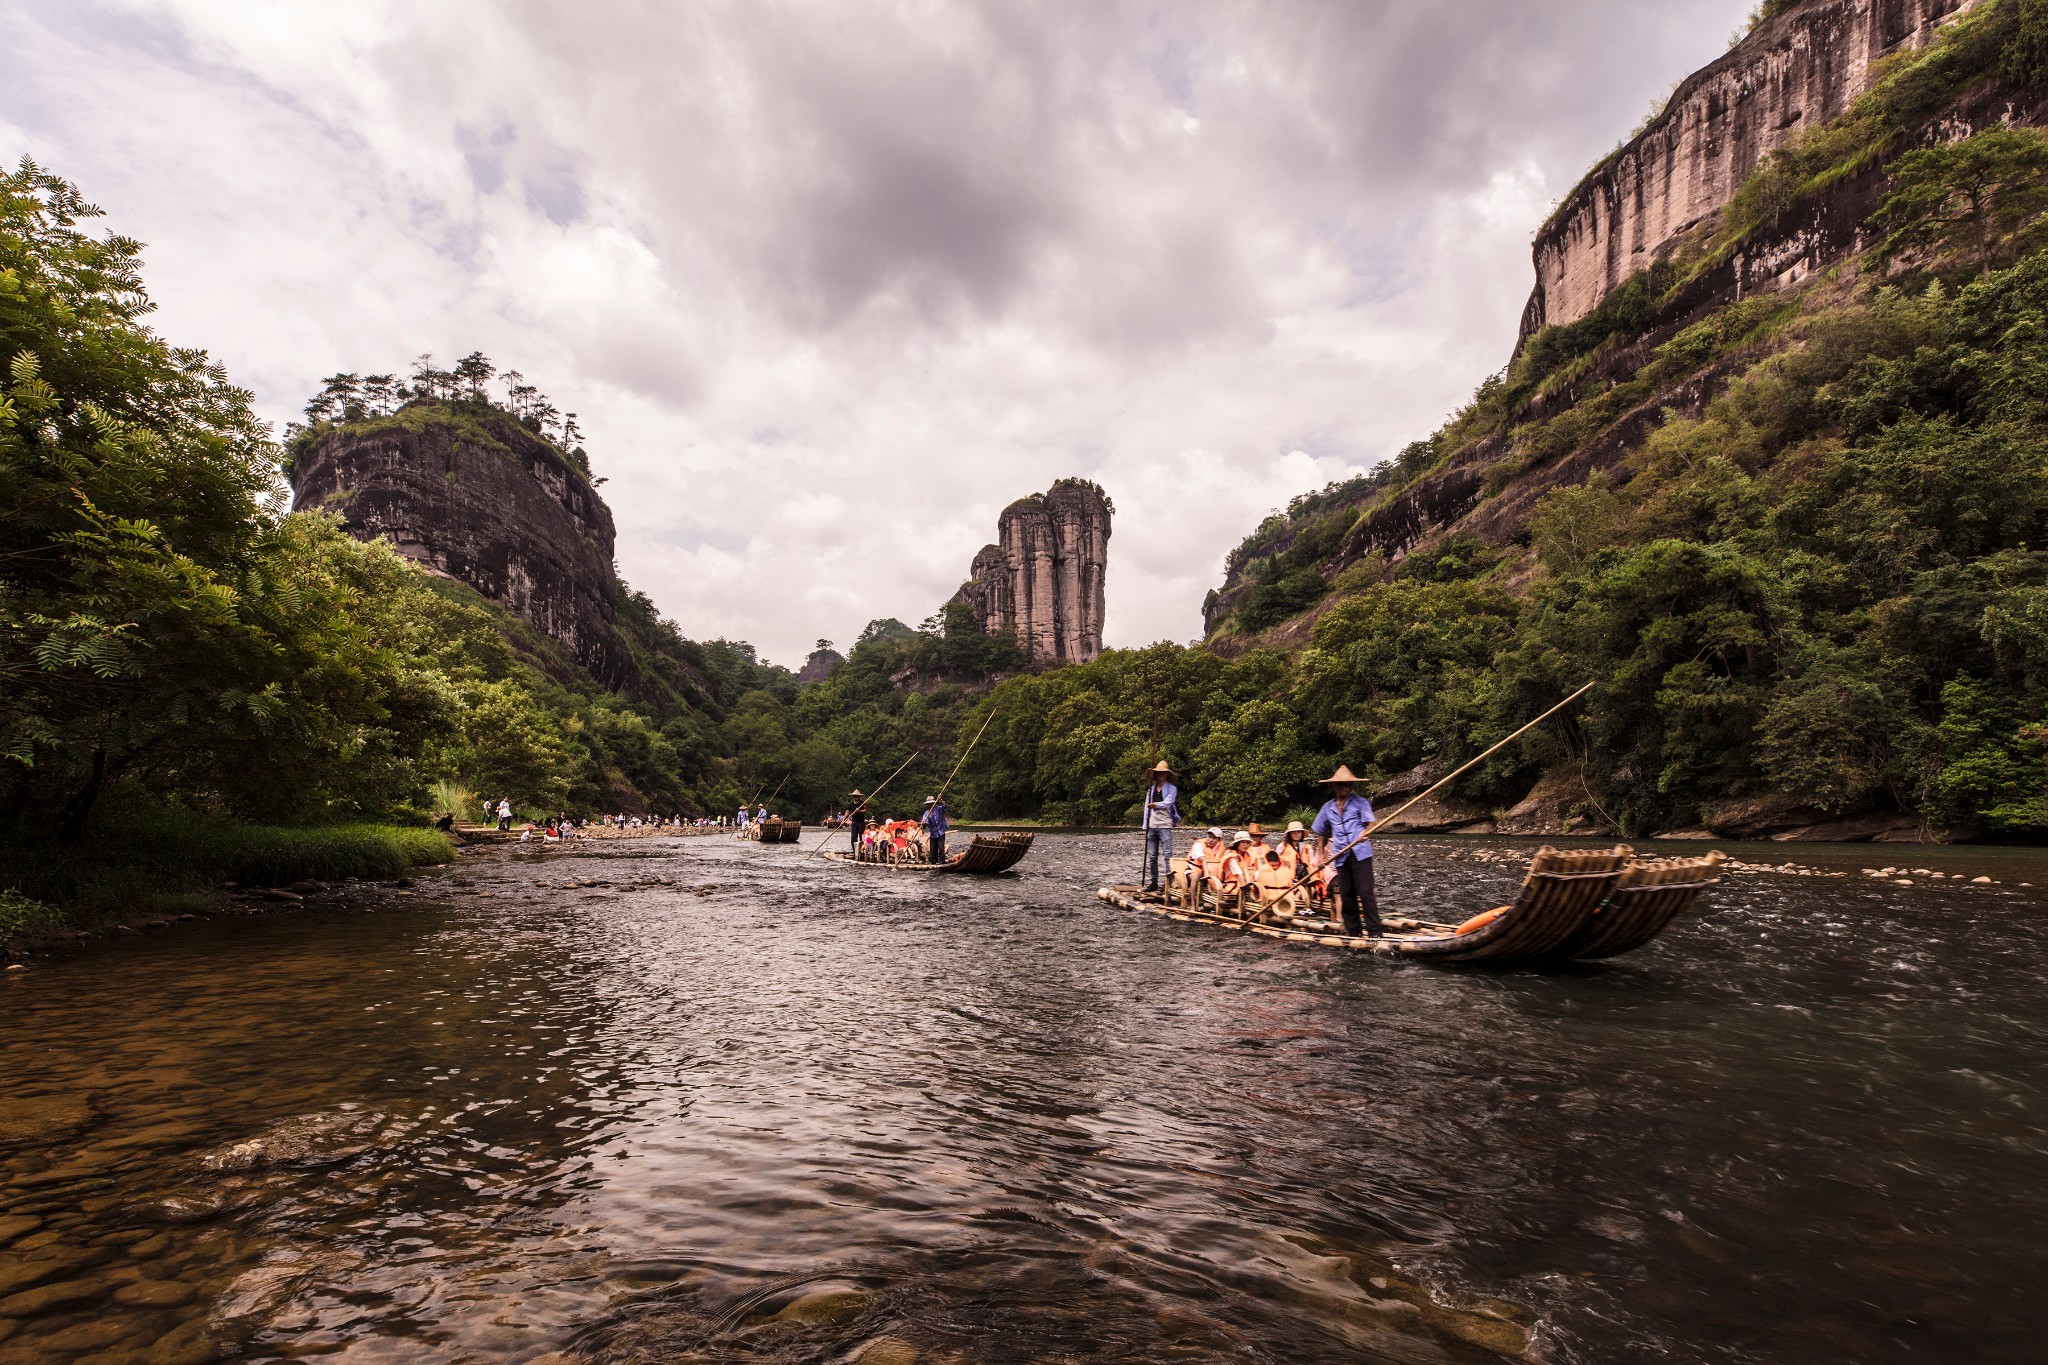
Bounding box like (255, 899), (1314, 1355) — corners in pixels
(1144, 828), (1173, 888)
(1333, 856), (1381, 936)
(929, 834), (946, 864)
(851, 821), (866, 851)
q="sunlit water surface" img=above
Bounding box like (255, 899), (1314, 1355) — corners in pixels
(2, 832), (2045, 1364)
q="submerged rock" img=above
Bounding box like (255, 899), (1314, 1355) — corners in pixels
(775, 1287), (877, 1327)
(0, 1093), (99, 1148)
(198, 1109), (396, 1173)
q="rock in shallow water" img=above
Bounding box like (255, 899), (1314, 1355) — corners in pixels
(198, 1109), (394, 1173)
(775, 1287), (877, 1327)
(0, 1272), (113, 1316)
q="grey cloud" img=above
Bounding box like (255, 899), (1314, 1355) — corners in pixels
(9, 0), (1757, 663)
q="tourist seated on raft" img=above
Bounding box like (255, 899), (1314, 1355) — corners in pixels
(1206, 832), (1255, 899)
(1250, 848), (1302, 910)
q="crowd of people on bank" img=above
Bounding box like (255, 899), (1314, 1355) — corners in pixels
(446, 801), (736, 843)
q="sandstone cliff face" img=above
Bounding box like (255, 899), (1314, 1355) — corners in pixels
(291, 410), (628, 685)
(1523, 0), (1974, 339)
(955, 480), (1112, 666)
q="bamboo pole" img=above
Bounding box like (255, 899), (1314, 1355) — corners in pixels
(936, 710), (996, 802)
(762, 772), (790, 809)
(1314, 680), (1598, 873)
(803, 749), (920, 860)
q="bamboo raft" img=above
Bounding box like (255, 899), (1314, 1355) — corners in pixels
(822, 832), (1035, 876)
(746, 818), (802, 844)
(1096, 845), (1723, 965)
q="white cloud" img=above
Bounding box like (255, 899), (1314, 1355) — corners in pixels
(1, 0), (1756, 667)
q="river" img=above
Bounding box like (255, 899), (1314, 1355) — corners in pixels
(1, 832), (2043, 1364)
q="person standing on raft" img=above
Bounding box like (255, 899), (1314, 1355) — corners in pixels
(1140, 761), (1180, 892)
(1312, 765), (1382, 937)
(847, 790), (868, 851)
(921, 795), (949, 865)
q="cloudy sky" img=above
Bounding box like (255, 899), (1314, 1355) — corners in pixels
(2, 0), (1754, 666)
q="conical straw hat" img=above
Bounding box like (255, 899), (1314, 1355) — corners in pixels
(1149, 760), (1175, 775)
(1321, 765), (1364, 784)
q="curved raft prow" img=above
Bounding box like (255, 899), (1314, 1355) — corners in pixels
(822, 832), (1036, 875)
(1098, 846), (1725, 964)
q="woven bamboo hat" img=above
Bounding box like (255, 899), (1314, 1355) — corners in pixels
(1149, 760), (1175, 776)
(1321, 765), (1364, 784)
(849, 789), (865, 798)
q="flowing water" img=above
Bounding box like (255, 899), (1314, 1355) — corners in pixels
(2, 832), (2045, 1365)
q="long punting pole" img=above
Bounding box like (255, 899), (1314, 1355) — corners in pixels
(804, 749), (921, 860)
(762, 773), (791, 807)
(936, 710), (997, 802)
(1316, 680), (1598, 872)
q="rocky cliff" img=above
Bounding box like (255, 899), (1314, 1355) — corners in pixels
(1523, 0), (1975, 340)
(290, 407), (629, 685)
(1206, 0), (2046, 640)
(954, 480), (1113, 666)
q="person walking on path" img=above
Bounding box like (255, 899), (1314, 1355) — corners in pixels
(848, 790), (868, 852)
(921, 795), (949, 865)
(1311, 765), (1382, 937)
(1140, 761), (1180, 892)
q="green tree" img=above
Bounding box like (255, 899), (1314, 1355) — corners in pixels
(1877, 126), (2048, 276)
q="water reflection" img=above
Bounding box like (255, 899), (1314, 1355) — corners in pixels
(1, 833), (2045, 1362)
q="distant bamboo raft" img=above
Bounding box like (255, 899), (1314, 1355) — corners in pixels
(1096, 845), (1724, 965)
(744, 818), (803, 844)
(823, 832), (1035, 876)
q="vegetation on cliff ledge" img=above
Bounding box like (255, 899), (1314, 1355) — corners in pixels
(1185, 75), (2048, 839)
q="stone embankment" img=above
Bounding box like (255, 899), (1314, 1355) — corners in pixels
(1366, 764), (1963, 843)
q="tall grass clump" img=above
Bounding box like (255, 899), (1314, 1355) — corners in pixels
(430, 778), (482, 823)
(0, 803), (454, 946)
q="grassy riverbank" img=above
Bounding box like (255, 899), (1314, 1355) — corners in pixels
(0, 815), (454, 949)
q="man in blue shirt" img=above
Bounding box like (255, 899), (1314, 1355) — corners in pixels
(1311, 764), (1382, 937)
(921, 795), (950, 864)
(1140, 761), (1180, 892)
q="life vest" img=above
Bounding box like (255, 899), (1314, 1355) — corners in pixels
(1186, 838), (1212, 868)
(1219, 851), (1250, 886)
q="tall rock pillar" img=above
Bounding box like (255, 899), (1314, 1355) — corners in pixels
(950, 479), (1113, 667)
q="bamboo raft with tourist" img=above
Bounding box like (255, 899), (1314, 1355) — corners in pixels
(823, 830), (1036, 875)
(816, 714), (1036, 875)
(1096, 682), (1726, 964)
(747, 817), (802, 843)
(1099, 843), (1724, 963)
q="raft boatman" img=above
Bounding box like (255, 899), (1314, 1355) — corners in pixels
(848, 789), (868, 851)
(1140, 761), (1179, 892)
(1312, 765), (1383, 937)
(921, 794), (949, 865)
